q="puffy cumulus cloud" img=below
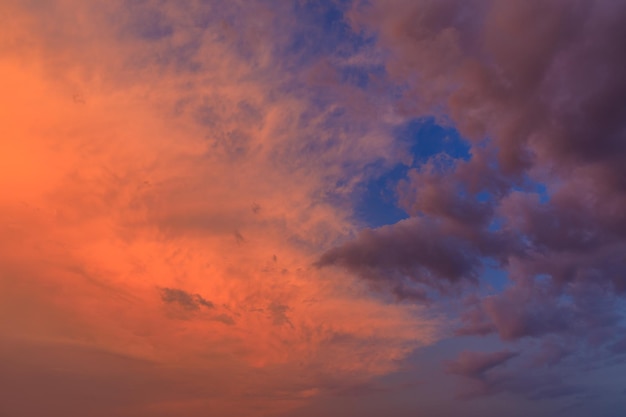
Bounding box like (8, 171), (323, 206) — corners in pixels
(315, 0), (626, 400)
(0, 1), (439, 416)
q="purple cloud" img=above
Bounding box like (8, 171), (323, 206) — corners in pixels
(445, 350), (519, 379)
(319, 0), (626, 345)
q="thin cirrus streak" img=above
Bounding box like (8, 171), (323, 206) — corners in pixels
(1, 1), (626, 417)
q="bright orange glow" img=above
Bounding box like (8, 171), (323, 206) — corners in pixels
(0, 2), (437, 415)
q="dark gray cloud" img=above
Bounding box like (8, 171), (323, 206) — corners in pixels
(159, 287), (214, 311)
(268, 303), (293, 328)
(212, 313), (236, 326)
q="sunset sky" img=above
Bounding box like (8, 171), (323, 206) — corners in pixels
(1, 1), (626, 416)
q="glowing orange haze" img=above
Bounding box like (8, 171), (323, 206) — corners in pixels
(0, 2), (437, 416)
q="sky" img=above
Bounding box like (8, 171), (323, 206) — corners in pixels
(1, 1), (625, 416)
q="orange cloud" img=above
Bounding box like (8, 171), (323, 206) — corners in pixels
(0, 2), (439, 415)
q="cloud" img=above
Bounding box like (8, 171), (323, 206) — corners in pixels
(530, 339), (573, 367)
(212, 314), (236, 326)
(609, 337), (626, 356)
(445, 350), (518, 379)
(159, 288), (214, 311)
(456, 278), (624, 343)
(310, 2), (626, 407)
(318, 217), (481, 284)
(445, 349), (585, 401)
(268, 302), (294, 328)
(316, 0), (626, 344)
(2, 0), (625, 415)
(0, 1), (439, 415)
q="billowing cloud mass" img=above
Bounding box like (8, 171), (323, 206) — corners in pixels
(1, 1), (625, 416)
(323, 0), (626, 350)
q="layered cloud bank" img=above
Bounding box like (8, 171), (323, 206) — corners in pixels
(1, 1), (625, 417)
